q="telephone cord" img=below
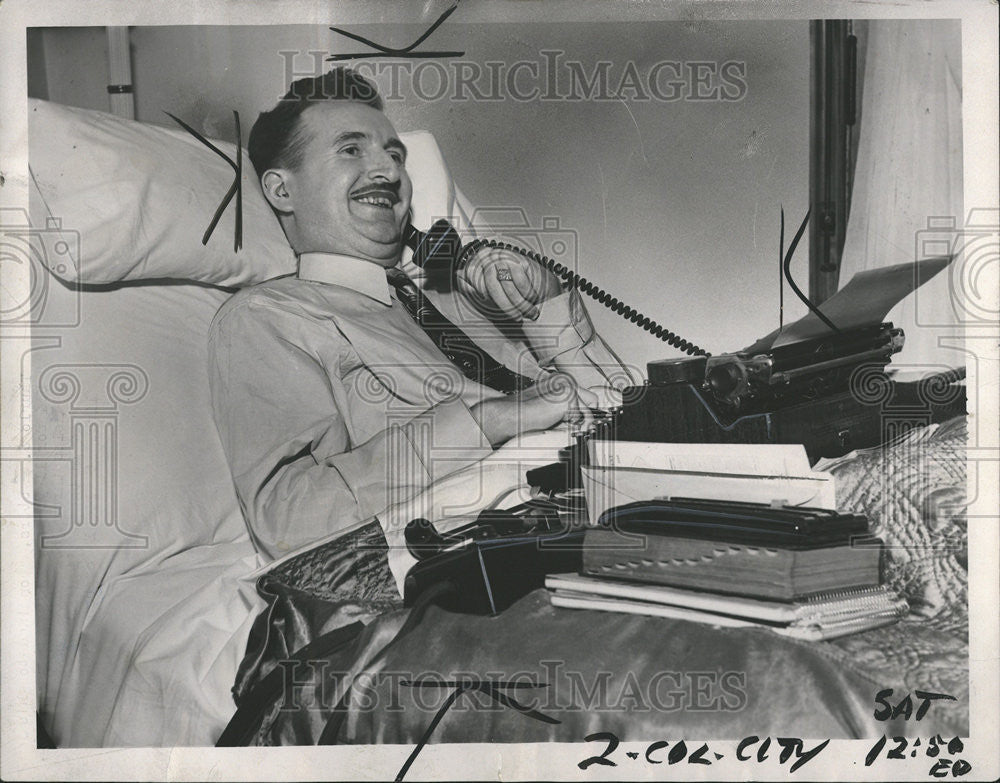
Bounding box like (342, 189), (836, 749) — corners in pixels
(458, 238), (711, 357)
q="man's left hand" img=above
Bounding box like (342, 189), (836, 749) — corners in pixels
(456, 246), (563, 322)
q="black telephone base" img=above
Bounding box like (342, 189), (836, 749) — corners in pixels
(403, 529), (586, 615)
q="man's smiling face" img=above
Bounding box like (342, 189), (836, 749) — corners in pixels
(277, 101), (412, 266)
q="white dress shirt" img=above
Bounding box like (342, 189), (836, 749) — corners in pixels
(208, 252), (630, 559)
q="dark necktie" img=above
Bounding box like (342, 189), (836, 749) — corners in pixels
(386, 268), (536, 394)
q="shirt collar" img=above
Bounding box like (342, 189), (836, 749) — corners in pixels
(297, 252), (393, 306)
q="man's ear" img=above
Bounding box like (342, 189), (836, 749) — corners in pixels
(260, 168), (294, 214)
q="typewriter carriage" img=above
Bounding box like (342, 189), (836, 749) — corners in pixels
(649, 322), (906, 421)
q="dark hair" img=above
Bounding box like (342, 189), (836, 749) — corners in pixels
(248, 67), (384, 180)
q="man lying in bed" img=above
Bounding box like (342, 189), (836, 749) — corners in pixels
(208, 67), (629, 561)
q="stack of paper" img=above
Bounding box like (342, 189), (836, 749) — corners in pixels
(546, 573), (908, 642)
(581, 441), (836, 527)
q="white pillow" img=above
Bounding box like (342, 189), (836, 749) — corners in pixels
(27, 98), (458, 287)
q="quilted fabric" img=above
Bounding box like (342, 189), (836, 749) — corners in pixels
(232, 521), (401, 708)
(817, 415), (968, 635)
(818, 415), (969, 735)
(827, 619), (968, 737)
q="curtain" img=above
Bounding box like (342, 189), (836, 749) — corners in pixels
(839, 19), (964, 376)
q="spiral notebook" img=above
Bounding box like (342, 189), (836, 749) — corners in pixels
(545, 573), (908, 641)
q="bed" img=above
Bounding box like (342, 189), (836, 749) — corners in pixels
(28, 98), (969, 749)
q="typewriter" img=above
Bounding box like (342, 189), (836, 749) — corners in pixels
(528, 321), (967, 493)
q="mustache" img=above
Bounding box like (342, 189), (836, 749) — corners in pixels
(350, 182), (402, 201)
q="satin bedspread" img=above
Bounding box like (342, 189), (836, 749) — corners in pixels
(234, 587), (966, 745)
(232, 418), (969, 746)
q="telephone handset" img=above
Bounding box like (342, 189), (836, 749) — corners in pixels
(402, 220), (710, 357)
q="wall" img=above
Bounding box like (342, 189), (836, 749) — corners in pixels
(28, 27), (108, 111)
(27, 20), (810, 374)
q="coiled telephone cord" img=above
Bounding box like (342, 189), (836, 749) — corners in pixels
(458, 238), (711, 357)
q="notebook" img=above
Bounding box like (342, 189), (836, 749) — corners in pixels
(546, 573), (908, 642)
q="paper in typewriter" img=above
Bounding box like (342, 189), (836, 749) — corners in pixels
(744, 255), (952, 353)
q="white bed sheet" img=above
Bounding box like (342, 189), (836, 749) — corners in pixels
(50, 428), (568, 748)
(51, 539), (263, 747)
